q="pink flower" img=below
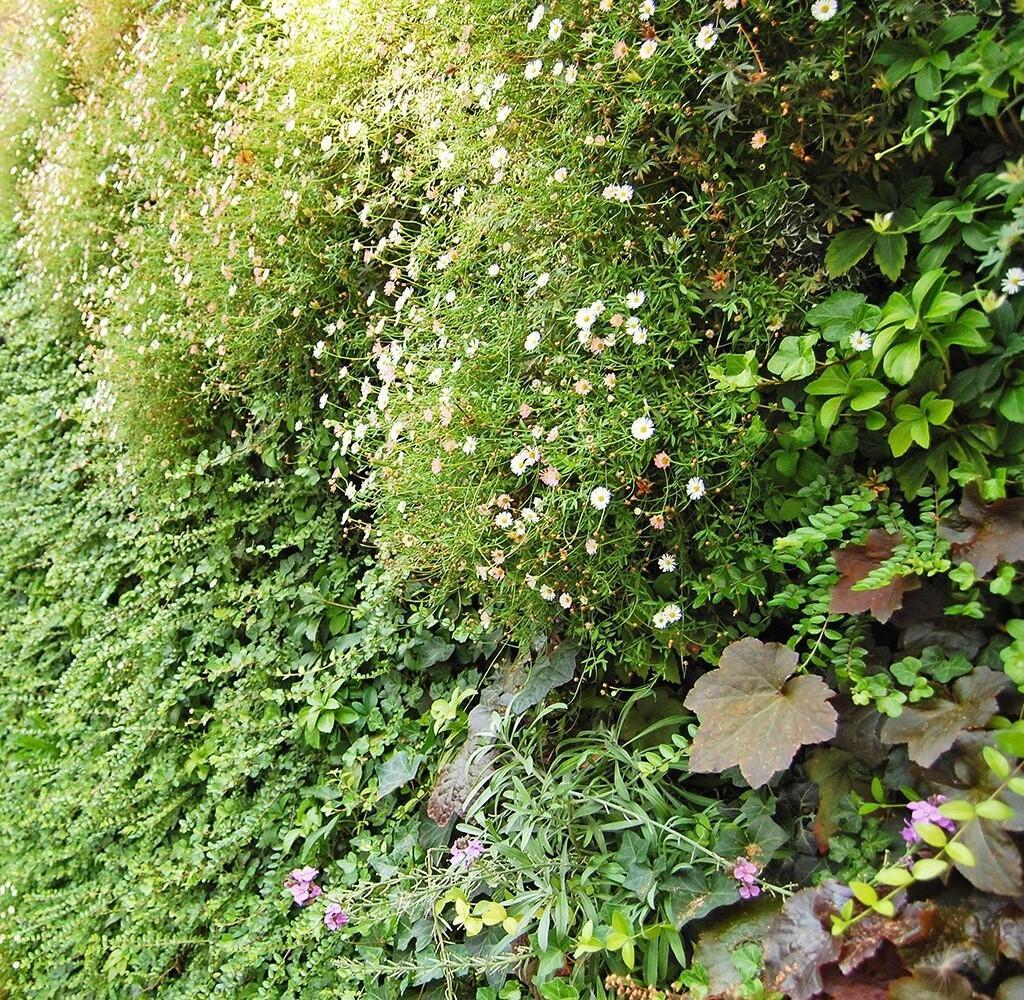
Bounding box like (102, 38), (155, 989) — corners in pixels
(732, 857), (760, 899)
(648, 513), (665, 530)
(450, 836), (486, 868)
(519, 403), (534, 419)
(901, 795), (954, 844)
(540, 466), (561, 487)
(324, 902), (349, 930)
(653, 452), (671, 469)
(284, 867), (323, 906)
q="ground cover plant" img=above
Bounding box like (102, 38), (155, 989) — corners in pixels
(2, 0), (1024, 997)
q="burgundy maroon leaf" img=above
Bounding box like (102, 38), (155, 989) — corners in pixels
(880, 667), (1009, 767)
(938, 483), (1024, 576)
(763, 881), (848, 1000)
(829, 529), (920, 623)
(684, 638), (838, 788)
(887, 969), (978, 1000)
(806, 748), (859, 854)
(838, 902), (937, 975)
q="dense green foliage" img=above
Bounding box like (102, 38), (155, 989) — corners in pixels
(3, 0), (1024, 998)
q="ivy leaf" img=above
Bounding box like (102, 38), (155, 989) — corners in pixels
(506, 638), (577, 714)
(763, 882), (849, 1000)
(938, 483), (1024, 576)
(684, 638), (839, 788)
(829, 530), (920, 624)
(826, 228), (877, 278)
(880, 667), (1009, 766)
(665, 869), (742, 928)
(376, 751), (424, 800)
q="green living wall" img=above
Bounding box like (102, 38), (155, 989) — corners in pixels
(3, 0), (1024, 997)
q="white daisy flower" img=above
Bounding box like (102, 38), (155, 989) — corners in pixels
(811, 0), (838, 21)
(527, 3), (544, 30)
(489, 146), (508, 170)
(548, 18), (562, 40)
(1002, 267), (1024, 296)
(510, 452), (529, 475)
(657, 553), (677, 572)
(575, 305), (597, 330)
(639, 0), (655, 21)
(540, 584), (556, 600)
(639, 39), (658, 59)
(695, 24), (718, 50)
(590, 486), (612, 510)
(495, 511), (514, 528)
(631, 415), (655, 441)
(524, 59), (543, 79)
(462, 436), (478, 454)
(685, 476), (707, 500)
(850, 330), (872, 352)
(525, 331), (542, 351)
(625, 290), (646, 309)
(558, 592), (572, 609)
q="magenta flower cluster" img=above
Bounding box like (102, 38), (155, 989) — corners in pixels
(284, 866), (322, 906)
(450, 836), (486, 868)
(732, 857), (761, 899)
(901, 795), (955, 845)
(283, 867), (349, 931)
(323, 902), (349, 931)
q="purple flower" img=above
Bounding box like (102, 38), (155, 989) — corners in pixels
(284, 866), (323, 906)
(901, 795), (955, 845)
(732, 857), (761, 899)
(324, 902), (349, 931)
(450, 836), (486, 869)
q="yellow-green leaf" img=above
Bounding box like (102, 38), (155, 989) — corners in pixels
(914, 821), (948, 848)
(983, 745), (1011, 780)
(876, 866), (913, 887)
(945, 841), (976, 867)
(976, 799), (1014, 822)
(911, 857), (948, 881)
(938, 800), (976, 822)
(849, 881), (878, 906)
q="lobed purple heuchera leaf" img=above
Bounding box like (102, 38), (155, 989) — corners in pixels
(684, 637), (838, 788)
